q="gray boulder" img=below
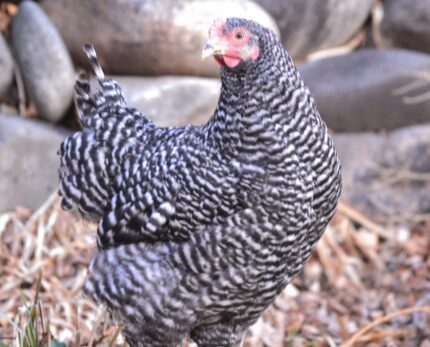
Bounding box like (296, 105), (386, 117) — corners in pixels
(40, 0), (279, 77)
(115, 76), (220, 127)
(11, 1), (75, 122)
(0, 33), (13, 96)
(255, 0), (372, 59)
(335, 125), (430, 221)
(381, 0), (430, 55)
(299, 49), (430, 132)
(0, 114), (70, 212)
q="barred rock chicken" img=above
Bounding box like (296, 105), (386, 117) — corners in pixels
(58, 17), (341, 347)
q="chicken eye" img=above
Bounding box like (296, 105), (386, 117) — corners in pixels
(235, 31), (244, 40)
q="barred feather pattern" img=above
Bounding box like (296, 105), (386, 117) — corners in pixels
(58, 18), (341, 347)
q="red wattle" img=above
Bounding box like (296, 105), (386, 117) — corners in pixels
(223, 56), (241, 68)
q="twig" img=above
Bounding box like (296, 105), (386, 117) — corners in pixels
(38, 301), (46, 338)
(385, 213), (430, 223)
(392, 68), (430, 105)
(87, 307), (106, 347)
(402, 90), (430, 105)
(307, 30), (365, 62)
(355, 328), (414, 343)
(24, 191), (59, 230)
(336, 201), (391, 238)
(33, 272), (42, 305)
(371, 0), (385, 48)
(392, 79), (429, 96)
(378, 167), (430, 184)
(342, 306), (430, 347)
(107, 327), (122, 347)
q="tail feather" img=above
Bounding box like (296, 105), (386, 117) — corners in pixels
(75, 44), (128, 125)
(75, 72), (97, 123)
(83, 44), (105, 81)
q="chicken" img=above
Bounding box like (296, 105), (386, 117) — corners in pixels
(58, 17), (341, 347)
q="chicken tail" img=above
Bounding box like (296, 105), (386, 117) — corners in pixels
(74, 44), (128, 126)
(59, 44), (154, 226)
(59, 45), (127, 219)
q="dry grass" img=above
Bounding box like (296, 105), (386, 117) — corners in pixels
(0, 195), (429, 347)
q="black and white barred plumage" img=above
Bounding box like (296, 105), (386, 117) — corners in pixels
(58, 18), (341, 347)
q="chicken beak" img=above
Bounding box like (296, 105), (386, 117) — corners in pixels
(201, 41), (228, 60)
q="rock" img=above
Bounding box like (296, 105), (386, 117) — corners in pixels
(114, 76), (220, 127)
(40, 0), (279, 77)
(299, 49), (430, 132)
(0, 114), (70, 212)
(11, 1), (75, 122)
(0, 33), (14, 96)
(335, 125), (430, 221)
(254, 0), (372, 59)
(381, 0), (430, 55)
